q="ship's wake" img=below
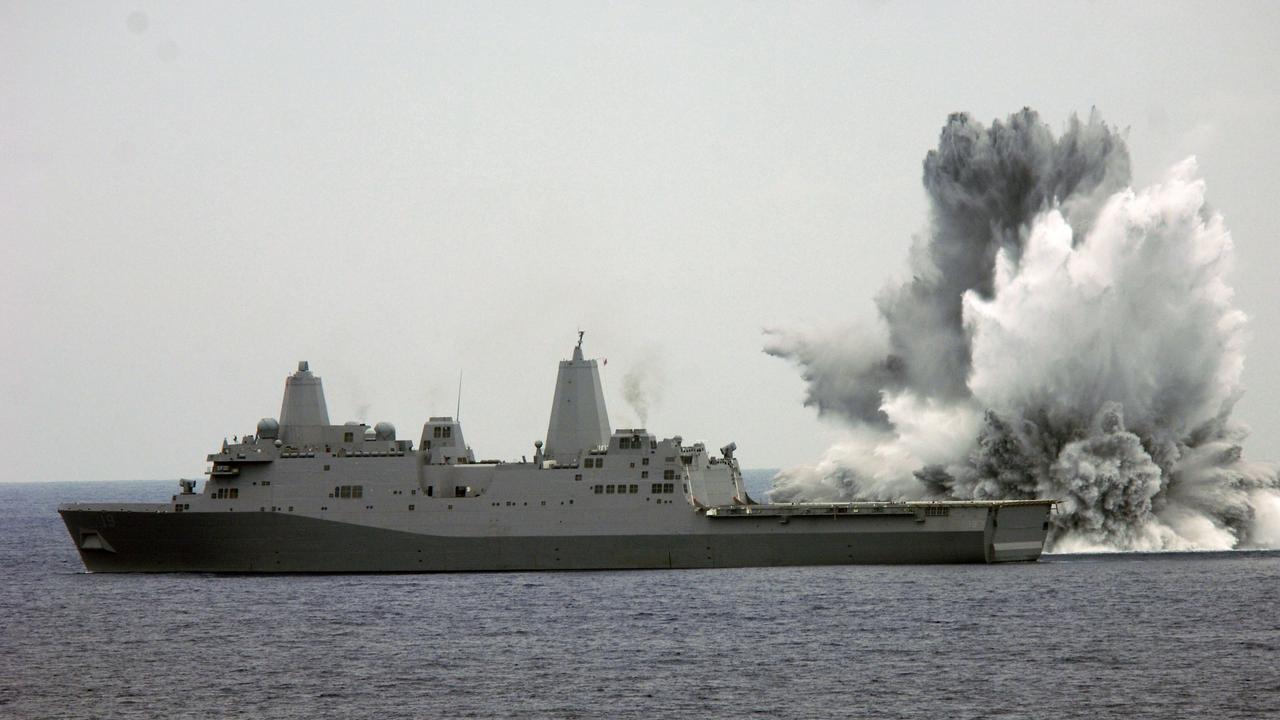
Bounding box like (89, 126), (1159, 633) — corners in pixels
(766, 108), (1280, 551)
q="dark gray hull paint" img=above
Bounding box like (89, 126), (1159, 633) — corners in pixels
(59, 503), (1049, 572)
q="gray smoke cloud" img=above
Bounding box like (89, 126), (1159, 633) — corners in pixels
(621, 354), (666, 428)
(768, 109), (1131, 421)
(767, 108), (1280, 551)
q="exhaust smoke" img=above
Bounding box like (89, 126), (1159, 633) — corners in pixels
(622, 354), (666, 428)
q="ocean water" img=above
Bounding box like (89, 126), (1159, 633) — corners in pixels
(2, 479), (1277, 720)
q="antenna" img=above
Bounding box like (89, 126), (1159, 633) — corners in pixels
(456, 371), (463, 420)
(577, 330), (584, 348)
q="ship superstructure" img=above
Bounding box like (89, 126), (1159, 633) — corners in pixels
(59, 337), (1053, 571)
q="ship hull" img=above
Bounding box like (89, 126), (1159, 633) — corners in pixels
(59, 501), (1050, 572)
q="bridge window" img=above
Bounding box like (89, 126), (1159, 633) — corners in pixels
(663, 483), (674, 493)
(584, 458), (595, 469)
(663, 470), (676, 480)
(343, 432), (354, 442)
(641, 471), (649, 479)
(606, 485), (615, 494)
(629, 484), (638, 494)
(651, 483), (662, 494)
(593, 485), (603, 494)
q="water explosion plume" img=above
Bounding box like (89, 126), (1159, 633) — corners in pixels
(765, 108), (1280, 551)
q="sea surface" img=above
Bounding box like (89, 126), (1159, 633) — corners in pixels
(2, 478), (1278, 720)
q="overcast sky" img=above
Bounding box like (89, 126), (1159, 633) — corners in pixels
(4, 1), (1280, 482)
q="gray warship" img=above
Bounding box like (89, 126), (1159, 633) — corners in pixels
(59, 336), (1054, 572)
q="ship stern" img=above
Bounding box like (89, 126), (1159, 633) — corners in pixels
(985, 502), (1053, 563)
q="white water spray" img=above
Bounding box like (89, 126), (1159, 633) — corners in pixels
(767, 110), (1280, 551)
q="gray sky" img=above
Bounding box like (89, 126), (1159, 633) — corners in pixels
(4, 1), (1280, 482)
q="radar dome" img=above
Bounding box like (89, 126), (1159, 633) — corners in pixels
(257, 417), (280, 439)
(374, 422), (396, 441)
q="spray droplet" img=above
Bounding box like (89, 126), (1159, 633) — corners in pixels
(125, 10), (148, 35)
(156, 40), (179, 63)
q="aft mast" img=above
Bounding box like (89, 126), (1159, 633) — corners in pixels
(543, 332), (611, 465)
